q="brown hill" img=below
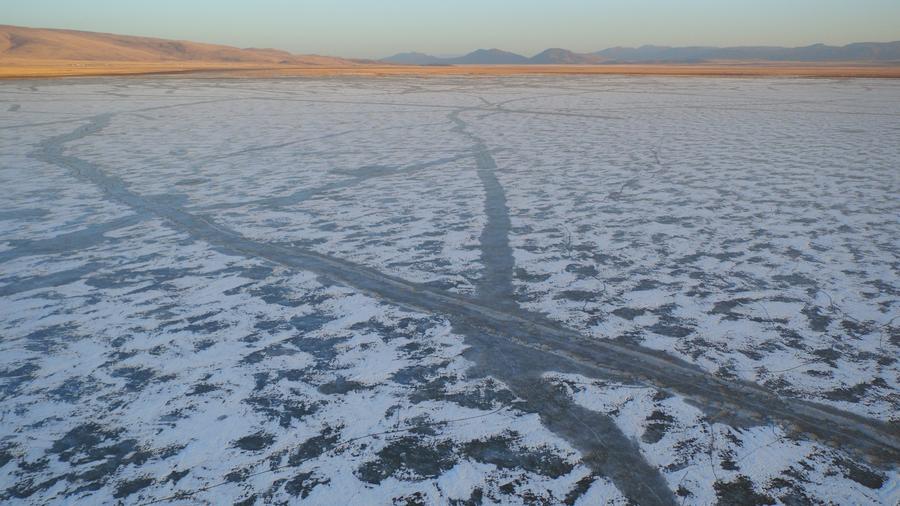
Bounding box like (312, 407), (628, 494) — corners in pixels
(0, 24), (357, 66)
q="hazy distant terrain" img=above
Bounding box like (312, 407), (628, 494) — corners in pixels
(1, 76), (898, 505)
(383, 41), (900, 64)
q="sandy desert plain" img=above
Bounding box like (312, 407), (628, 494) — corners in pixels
(0, 67), (899, 506)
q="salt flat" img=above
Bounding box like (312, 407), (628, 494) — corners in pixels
(1, 76), (898, 505)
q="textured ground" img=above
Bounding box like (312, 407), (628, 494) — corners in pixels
(1, 76), (898, 505)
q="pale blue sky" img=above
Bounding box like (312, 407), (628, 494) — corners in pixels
(4, 0), (900, 58)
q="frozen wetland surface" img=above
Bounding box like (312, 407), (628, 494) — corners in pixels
(0, 76), (898, 504)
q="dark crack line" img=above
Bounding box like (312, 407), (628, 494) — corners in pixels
(1, 117), (110, 131)
(0, 215), (144, 265)
(0, 262), (106, 297)
(197, 119), (456, 163)
(254, 86), (894, 119)
(30, 111), (674, 504)
(461, 322), (677, 505)
(1, 94), (622, 134)
(196, 150), (481, 212)
(31, 113), (900, 488)
(449, 108), (516, 305)
(0, 98), (245, 131)
(199, 129), (358, 162)
(450, 103), (674, 503)
(253, 96), (626, 121)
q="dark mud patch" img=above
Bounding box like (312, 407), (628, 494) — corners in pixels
(555, 290), (602, 303)
(563, 474), (597, 505)
(823, 382), (873, 403)
(23, 324), (79, 353)
(810, 347), (841, 368)
(647, 305), (695, 338)
(0, 208), (46, 220)
(174, 178), (209, 186)
(193, 338), (217, 351)
(318, 377), (371, 395)
(633, 278), (664, 291)
(351, 316), (442, 343)
(175, 318), (232, 334)
(833, 457), (885, 489)
(110, 366), (165, 392)
(49, 423), (131, 462)
(462, 432), (575, 479)
(251, 284), (317, 307)
(801, 305), (831, 332)
(772, 273), (817, 289)
(241, 342), (301, 365)
(710, 298), (754, 318)
(514, 267), (551, 283)
(391, 362), (450, 388)
(289, 312), (333, 333)
(187, 383), (220, 396)
(288, 335), (348, 364)
(642, 410), (676, 444)
(714, 476), (776, 505)
(113, 476), (154, 498)
(47, 375), (101, 402)
(647, 320), (694, 338)
(284, 471), (330, 498)
(234, 432), (276, 451)
(0, 362), (40, 398)
(165, 469), (189, 484)
(449, 488), (484, 506)
(0, 442), (16, 469)
(442, 378), (518, 411)
(7, 423), (180, 500)
(244, 395), (320, 428)
(356, 436), (457, 484)
(612, 307), (647, 320)
(287, 427), (342, 466)
(565, 263), (599, 278)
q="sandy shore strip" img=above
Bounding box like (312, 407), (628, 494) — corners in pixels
(2, 60), (900, 79)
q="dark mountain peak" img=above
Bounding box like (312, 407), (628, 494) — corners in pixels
(381, 52), (442, 65)
(529, 48), (604, 64)
(535, 47), (573, 56)
(472, 48), (513, 54)
(449, 48), (529, 64)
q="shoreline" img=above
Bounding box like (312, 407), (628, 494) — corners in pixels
(3, 61), (900, 79)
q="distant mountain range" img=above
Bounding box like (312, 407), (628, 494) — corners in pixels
(383, 48), (596, 65)
(384, 42), (900, 65)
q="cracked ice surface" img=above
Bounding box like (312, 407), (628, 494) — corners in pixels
(1, 127), (133, 242)
(1, 76), (898, 505)
(471, 78), (900, 421)
(544, 372), (900, 505)
(0, 220), (604, 504)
